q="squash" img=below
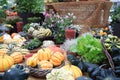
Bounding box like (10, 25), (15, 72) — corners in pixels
(0, 54), (14, 72)
(26, 54), (39, 67)
(0, 49), (8, 55)
(38, 60), (53, 70)
(10, 52), (23, 64)
(62, 64), (82, 79)
(48, 45), (63, 54)
(46, 68), (74, 80)
(37, 48), (52, 61)
(50, 52), (64, 66)
(11, 33), (18, 38)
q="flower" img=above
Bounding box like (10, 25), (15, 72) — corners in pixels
(42, 12), (76, 43)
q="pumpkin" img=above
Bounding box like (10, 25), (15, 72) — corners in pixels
(37, 48), (52, 61)
(0, 49), (8, 55)
(62, 64), (82, 79)
(38, 60), (53, 70)
(0, 54), (14, 72)
(10, 52), (23, 64)
(3, 33), (11, 41)
(48, 45), (63, 54)
(26, 55), (39, 67)
(11, 33), (21, 39)
(50, 52), (64, 66)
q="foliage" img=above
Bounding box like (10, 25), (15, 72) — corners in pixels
(0, 0), (7, 9)
(111, 5), (120, 23)
(0, 9), (6, 22)
(27, 17), (41, 23)
(5, 16), (22, 25)
(22, 24), (30, 32)
(23, 37), (41, 50)
(42, 12), (76, 43)
(15, 0), (44, 13)
(70, 33), (106, 64)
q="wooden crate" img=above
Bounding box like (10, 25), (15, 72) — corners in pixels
(45, 1), (112, 28)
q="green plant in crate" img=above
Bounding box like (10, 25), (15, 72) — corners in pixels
(70, 33), (106, 64)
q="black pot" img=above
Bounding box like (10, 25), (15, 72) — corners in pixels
(18, 13), (44, 25)
(58, 0), (63, 2)
(111, 22), (120, 38)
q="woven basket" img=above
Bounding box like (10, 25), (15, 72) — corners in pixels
(45, 1), (112, 28)
(28, 62), (65, 78)
(101, 39), (115, 71)
(27, 33), (54, 41)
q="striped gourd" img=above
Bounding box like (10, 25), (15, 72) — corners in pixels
(0, 54), (14, 72)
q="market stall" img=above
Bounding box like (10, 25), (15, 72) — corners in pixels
(0, 0), (120, 80)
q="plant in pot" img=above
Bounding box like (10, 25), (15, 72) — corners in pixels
(65, 24), (81, 39)
(15, 0), (45, 25)
(5, 16), (22, 33)
(111, 5), (120, 38)
(42, 12), (76, 44)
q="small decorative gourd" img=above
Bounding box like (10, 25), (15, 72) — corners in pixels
(26, 55), (39, 67)
(0, 54), (14, 72)
(62, 64), (82, 79)
(10, 52), (23, 64)
(50, 52), (64, 66)
(46, 68), (74, 80)
(37, 48), (52, 61)
(38, 60), (53, 70)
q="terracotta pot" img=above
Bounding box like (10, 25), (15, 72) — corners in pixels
(65, 29), (76, 39)
(16, 22), (23, 32)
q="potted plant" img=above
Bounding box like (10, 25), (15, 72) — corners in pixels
(15, 0), (45, 25)
(5, 16), (22, 33)
(0, 9), (6, 23)
(111, 5), (120, 38)
(42, 12), (76, 44)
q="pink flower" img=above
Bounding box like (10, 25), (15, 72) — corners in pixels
(65, 15), (69, 19)
(42, 12), (50, 17)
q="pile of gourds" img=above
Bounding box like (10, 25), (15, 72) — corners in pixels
(26, 47), (65, 69)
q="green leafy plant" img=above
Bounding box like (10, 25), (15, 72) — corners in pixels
(0, 0), (7, 9)
(27, 17), (41, 23)
(5, 16), (22, 25)
(0, 9), (6, 23)
(15, 0), (44, 13)
(111, 5), (120, 23)
(70, 33), (106, 64)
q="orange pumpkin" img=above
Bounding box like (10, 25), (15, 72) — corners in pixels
(0, 49), (8, 55)
(0, 54), (14, 72)
(62, 64), (82, 79)
(48, 46), (63, 54)
(10, 52), (23, 64)
(38, 60), (53, 70)
(37, 48), (52, 61)
(50, 52), (64, 66)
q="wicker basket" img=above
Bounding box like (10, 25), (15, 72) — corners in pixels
(45, 1), (112, 28)
(28, 62), (65, 78)
(101, 39), (115, 71)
